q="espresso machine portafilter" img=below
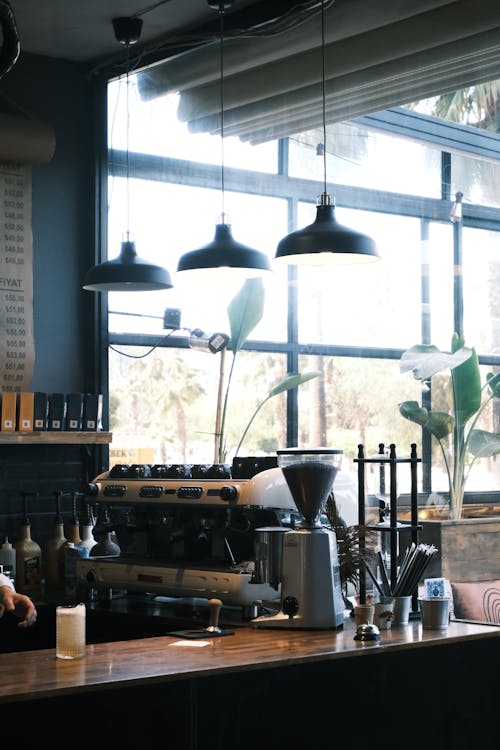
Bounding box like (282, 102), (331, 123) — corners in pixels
(252, 448), (345, 629)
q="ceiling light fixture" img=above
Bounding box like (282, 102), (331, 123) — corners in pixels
(274, 0), (379, 266)
(83, 16), (173, 292)
(176, 0), (271, 279)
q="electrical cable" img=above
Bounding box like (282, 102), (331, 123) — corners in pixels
(90, 1), (335, 78)
(109, 328), (180, 358)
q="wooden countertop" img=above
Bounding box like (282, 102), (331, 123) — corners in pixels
(1, 618), (498, 704)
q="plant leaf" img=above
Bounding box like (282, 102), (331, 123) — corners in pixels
(399, 401), (453, 440)
(234, 371), (321, 457)
(400, 344), (472, 380)
(486, 372), (500, 397)
(269, 371), (321, 398)
(227, 278), (265, 353)
(452, 346), (481, 425)
(468, 429), (500, 458)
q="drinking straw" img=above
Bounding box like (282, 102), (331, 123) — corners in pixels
(362, 560), (385, 597)
(367, 542), (438, 598)
(376, 550), (392, 596)
(392, 543), (437, 597)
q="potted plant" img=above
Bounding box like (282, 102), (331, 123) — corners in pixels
(215, 278), (320, 465)
(398, 332), (500, 521)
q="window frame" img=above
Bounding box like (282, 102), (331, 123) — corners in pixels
(101, 100), (500, 507)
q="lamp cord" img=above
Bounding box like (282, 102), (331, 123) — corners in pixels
(321, 0), (327, 196)
(219, 3), (225, 219)
(126, 40), (131, 241)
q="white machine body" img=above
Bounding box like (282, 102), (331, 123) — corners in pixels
(252, 526), (345, 629)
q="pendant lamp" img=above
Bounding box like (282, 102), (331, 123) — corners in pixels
(274, 0), (379, 266)
(176, 1), (271, 279)
(83, 17), (173, 293)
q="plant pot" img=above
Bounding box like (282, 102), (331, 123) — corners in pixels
(416, 516), (500, 582)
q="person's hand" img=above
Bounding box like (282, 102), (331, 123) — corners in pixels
(0, 585), (37, 627)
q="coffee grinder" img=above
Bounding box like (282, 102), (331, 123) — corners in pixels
(252, 448), (345, 629)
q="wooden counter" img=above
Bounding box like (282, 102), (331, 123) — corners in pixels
(1, 617), (498, 749)
(0, 618), (497, 704)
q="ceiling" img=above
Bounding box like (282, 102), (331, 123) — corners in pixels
(7, 0), (262, 65)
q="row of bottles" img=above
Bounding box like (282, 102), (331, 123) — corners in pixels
(5, 492), (121, 597)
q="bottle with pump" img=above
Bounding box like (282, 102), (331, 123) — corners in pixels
(0, 536), (16, 583)
(65, 493), (83, 546)
(79, 502), (96, 554)
(44, 492), (67, 592)
(58, 492), (82, 584)
(14, 493), (42, 595)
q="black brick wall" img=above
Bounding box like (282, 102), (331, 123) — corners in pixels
(0, 445), (106, 550)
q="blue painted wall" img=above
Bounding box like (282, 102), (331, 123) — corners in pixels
(0, 52), (105, 554)
(0, 51), (96, 391)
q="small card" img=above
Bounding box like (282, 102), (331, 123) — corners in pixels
(424, 577), (446, 598)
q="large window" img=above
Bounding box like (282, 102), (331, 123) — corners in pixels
(105, 73), (500, 509)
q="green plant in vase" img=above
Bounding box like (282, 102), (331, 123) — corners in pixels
(216, 277), (320, 463)
(399, 333), (500, 520)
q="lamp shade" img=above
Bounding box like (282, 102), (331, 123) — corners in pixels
(275, 194), (379, 265)
(176, 220), (271, 278)
(83, 239), (173, 292)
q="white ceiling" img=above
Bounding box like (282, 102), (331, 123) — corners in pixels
(7, 0), (261, 64)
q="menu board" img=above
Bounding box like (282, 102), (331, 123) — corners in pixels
(0, 162), (34, 390)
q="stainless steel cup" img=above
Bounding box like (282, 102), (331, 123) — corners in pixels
(252, 527), (288, 590)
(419, 597), (449, 629)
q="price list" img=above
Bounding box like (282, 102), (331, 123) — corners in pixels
(0, 163), (34, 391)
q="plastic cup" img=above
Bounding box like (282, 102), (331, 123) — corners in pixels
(56, 603), (86, 659)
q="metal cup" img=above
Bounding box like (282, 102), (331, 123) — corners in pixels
(252, 527), (288, 590)
(419, 597), (450, 629)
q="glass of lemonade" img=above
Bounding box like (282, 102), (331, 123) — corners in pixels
(56, 603), (86, 659)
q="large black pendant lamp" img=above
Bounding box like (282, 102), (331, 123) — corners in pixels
(83, 17), (173, 293)
(274, 0), (379, 266)
(176, 1), (271, 280)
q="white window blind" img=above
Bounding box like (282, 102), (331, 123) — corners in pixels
(138, 0), (500, 143)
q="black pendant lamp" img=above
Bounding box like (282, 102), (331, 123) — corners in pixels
(83, 17), (173, 293)
(176, 1), (271, 279)
(274, 0), (379, 266)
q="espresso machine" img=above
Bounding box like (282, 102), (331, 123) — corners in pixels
(76, 462), (301, 618)
(252, 448), (345, 629)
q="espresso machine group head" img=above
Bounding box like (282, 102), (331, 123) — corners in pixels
(252, 448), (345, 630)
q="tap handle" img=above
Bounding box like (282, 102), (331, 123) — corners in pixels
(207, 598), (222, 633)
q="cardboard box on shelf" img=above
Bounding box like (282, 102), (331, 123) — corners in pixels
(1, 391), (17, 431)
(17, 391), (34, 431)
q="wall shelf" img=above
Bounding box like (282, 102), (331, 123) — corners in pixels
(0, 432), (112, 445)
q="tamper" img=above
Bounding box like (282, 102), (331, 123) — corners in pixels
(206, 598), (223, 633)
(168, 598), (235, 639)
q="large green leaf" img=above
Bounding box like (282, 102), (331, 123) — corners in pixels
(400, 344), (472, 380)
(451, 347), (481, 425)
(227, 278), (265, 353)
(269, 371), (321, 398)
(399, 401), (453, 440)
(235, 371), (321, 456)
(468, 429), (500, 458)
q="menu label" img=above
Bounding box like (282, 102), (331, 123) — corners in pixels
(0, 162), (34, 391)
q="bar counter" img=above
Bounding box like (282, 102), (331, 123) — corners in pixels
(1, 616), (498, 749)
